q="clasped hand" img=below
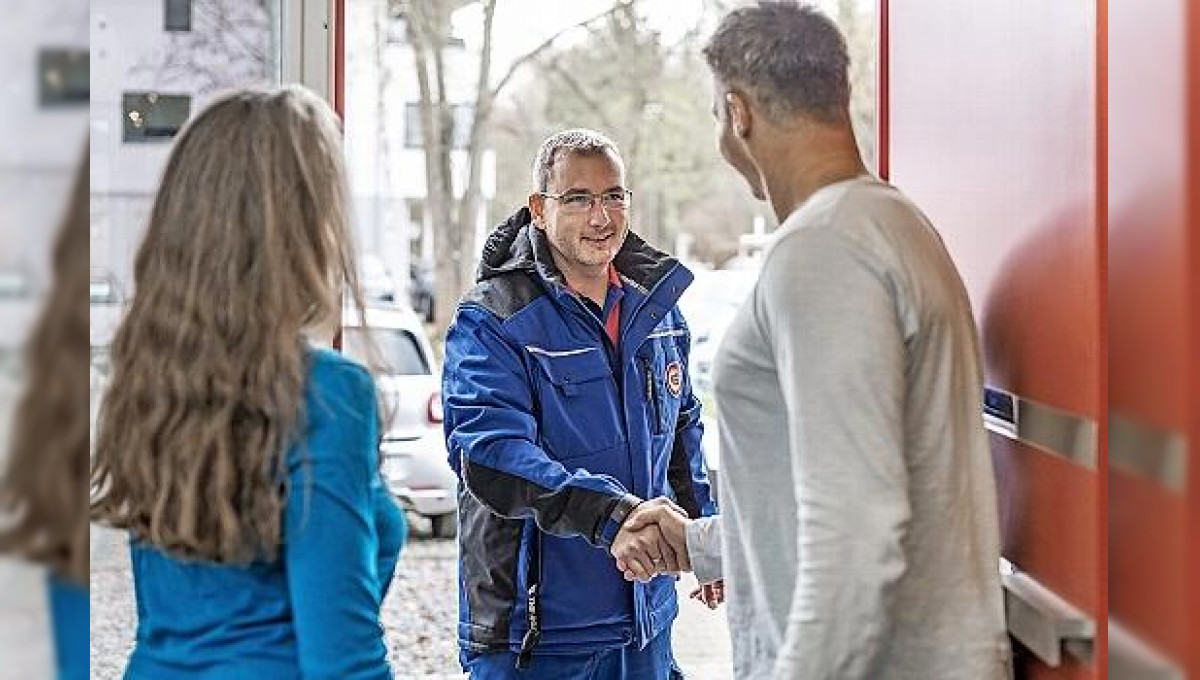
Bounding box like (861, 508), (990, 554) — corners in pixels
(608, 498), (724, 607)
(609, 498), (691, 582)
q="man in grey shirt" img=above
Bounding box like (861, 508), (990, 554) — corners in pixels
(618, 3), (1011, 678)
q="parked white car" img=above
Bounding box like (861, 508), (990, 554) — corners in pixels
(678, 268), (758, 504)
(380, 431), (458, 537)
(678, 268), (759, 398)
(342, 306), (441, 440)
(342, 305), (457, 536)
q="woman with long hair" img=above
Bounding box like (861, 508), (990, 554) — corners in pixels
(0, 151), (90, 680)
(90, 86), (405, 679)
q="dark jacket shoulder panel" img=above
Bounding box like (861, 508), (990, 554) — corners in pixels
(460, 270), (545, 321)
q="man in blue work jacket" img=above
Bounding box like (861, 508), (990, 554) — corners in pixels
(442, 128), (717, 679)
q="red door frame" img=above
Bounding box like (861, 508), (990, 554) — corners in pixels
(1094, 1), (1109, 670)
(332, 0), (346, 351)
(333, 0), (346, 120)
(1189, 0), (1200, 674)
(876, 0), (889, 182)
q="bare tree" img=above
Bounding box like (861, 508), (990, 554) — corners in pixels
(836, 0), (877, 172)
(131, 0), (272, 96)
(489, 0), (753, 261)
(401, 0), (462, 328)
(398, 0), (625, 326)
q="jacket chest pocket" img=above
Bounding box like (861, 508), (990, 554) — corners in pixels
(528, 347), (624, 460)
(638, 345), (685, 436)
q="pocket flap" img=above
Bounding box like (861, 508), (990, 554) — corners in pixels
(527, 346), (610, 390)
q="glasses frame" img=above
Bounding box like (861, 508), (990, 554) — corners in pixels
(538, 188), (634, 213)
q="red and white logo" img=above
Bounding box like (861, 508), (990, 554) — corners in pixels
(664, 361), (683, 398)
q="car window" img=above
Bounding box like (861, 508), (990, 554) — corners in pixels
(342, 328), (430, 376)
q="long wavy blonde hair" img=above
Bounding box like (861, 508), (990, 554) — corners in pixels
(91, 86), (370, 563)
(0, 151), (90, 584)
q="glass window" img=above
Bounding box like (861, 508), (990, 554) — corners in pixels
(407, 200), (424, 226)
(122, 92), (191, 142)
(342, 328), (431, 376)
(404, 102), (423, 148)
(38, 49), (90, 108)
(451, 103), (472, 148)
(164, 0), (192, 32)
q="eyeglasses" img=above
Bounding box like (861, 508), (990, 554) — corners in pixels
(538, 189), (633, 214)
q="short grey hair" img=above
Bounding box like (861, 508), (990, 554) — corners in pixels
(703, 2), (850, 124)
(531, 128), (623, 192)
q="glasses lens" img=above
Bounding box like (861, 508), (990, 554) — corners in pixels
(561, 194), (594, 211)
(601, 191), (629, 210)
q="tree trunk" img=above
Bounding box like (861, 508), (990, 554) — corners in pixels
(454, 0), (497, 297)
(405, 1), (457, 325)
(429, 42), (461, 326)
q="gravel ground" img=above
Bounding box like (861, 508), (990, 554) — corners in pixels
(0, 559), (56, 679)
(91, 516), (730, 680)
(0, 383), (58, 679)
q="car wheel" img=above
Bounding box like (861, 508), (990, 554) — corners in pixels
(430, 513), (456, 539)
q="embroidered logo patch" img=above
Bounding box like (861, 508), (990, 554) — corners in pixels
(664, 361), (683, 398)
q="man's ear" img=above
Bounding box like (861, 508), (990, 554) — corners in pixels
(528, 193), (546, 229)
(726, 90), (752, 139)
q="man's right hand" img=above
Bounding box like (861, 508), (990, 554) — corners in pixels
(609, 497), (692, 581)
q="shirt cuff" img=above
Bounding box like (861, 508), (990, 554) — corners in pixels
(596, 493), (643, 547)
(685, 515), (723, 583)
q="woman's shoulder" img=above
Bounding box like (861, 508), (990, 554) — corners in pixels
(306, 346), (375, 393)
(289, 347), (380, 473)
(304, 346), (378, 423)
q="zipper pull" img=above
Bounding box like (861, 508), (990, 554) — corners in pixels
(643, 358), (654, 401)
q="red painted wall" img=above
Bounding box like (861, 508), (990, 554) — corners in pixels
(883, 1), (1105, 677)
(1109, 0), (1191, 673)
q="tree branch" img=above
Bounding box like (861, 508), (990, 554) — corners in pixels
(540, 57), (618, 132)
(489, 3), (625, 99)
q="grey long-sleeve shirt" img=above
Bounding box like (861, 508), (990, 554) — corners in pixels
(688, 177), (1010, 679)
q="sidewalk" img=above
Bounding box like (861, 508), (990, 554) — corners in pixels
(672, 577), (733, 679)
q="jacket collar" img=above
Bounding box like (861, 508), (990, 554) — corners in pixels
(476, 206), (680, 297)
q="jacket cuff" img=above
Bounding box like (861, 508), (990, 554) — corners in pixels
(596, 493), (643, 547)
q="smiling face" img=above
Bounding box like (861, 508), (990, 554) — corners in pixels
(530, 149), (630, 278)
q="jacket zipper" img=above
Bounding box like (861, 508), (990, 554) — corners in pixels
(642, 357), (662, 435)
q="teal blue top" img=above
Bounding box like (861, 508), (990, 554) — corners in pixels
(48, 573), (88, 680)
(125, 348), (407, 679)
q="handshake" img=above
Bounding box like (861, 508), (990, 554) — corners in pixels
(609, 498), (724, 609)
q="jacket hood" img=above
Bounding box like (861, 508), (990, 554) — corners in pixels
(475, 207), (557, 284)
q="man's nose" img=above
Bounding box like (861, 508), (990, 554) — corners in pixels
(588, 198), (612, 226)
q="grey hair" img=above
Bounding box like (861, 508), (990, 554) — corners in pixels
(703, 2), (850, 124)
(531, 128), (623, 192)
